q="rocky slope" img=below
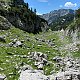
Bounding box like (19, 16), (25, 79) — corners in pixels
(0, 24), (79, 80)
(19, 18), (80, 80)
(0, 0), (48, 33)
(0, 0), (80, 80)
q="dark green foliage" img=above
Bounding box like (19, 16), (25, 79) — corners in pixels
(34, 9), (37, 14)
(49, 8), (80, 31)
(76, 8), (80, 18)
(26, 3), (29, 9)
(30, 7), (33, 12)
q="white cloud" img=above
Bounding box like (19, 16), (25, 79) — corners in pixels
(37, 12), (42, 15)
(64, 2), (77, 8)
(38, 0), (48, 2)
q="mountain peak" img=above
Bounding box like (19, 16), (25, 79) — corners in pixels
(41, 9), (74, 24)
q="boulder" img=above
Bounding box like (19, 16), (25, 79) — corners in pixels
(0, 36), (6, 43)
(28, 52), (48, 70)
(20, 64), (33, 71)
(14, 41), (23, 47)
(37, 62), (44, 70)
(19, 70), (49, 80)
(53, 56), (62, 62)
(0, 74), (6, 80)
(29, 52), (47, 60)
(54, 70), (80, 80)
(8, 40), (23, 47)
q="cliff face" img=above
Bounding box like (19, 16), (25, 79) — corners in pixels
(0, 0), (48, 33)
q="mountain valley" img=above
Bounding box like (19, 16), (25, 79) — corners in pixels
(0, 0), (80, 80)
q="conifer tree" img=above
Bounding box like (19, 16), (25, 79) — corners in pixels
(76, 8), (80, 18)
(34, 9), (36, 14)
(31, 7), (33, 12)
(26, 3), (29, 9)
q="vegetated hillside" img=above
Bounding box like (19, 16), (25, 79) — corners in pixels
(0, 0), (48, 33)
(50, 13), (74, 31)
(50, 8), (80, 31)
(66, 8), (80, 38)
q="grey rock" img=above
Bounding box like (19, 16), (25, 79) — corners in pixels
(8, 40), (23, 47)
(0, 35), (6, 43)
(53, 56), (62, 62)
(14, 41), (22, 47)
(19, 70), (49, 80)
(37, 62), (44, 70)
(54, 70), (80, 80)
(0, 74), (6, 80)
(28, 52), (48, 69)
(20, 65), (33, 71)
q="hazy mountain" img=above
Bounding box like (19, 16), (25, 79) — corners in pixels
(41, 9), (74, 24)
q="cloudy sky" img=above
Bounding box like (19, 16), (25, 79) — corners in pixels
(24, 0), (80, 15)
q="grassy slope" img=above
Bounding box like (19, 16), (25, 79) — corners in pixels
(0, 26), (79, 80)
(0, 27), (61, 80)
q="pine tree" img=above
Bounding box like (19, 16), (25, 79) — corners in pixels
(31, 7), (33, 12)
(76, 8), (80, 18)
(34, 9), (36, 14)
(26, 3), (29, 9)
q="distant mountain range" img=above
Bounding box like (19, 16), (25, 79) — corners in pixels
(41, 9), (74, 24)
(41, 9), (75, 30)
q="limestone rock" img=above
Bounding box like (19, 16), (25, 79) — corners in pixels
(8, 40), (24, 47)
(19, 70), (49, 80)
(28, 52), (48, 70)
(0, 74), (6, 80)
(0, 35), (6, 43)
(53, 56), (62, 62)
(54, 70), (80, 80)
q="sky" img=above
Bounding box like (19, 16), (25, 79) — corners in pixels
(24, 0), (80, 15)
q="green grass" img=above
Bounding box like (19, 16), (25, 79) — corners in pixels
(0, 27), (79, 79)
(72, 50), (80, 58)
